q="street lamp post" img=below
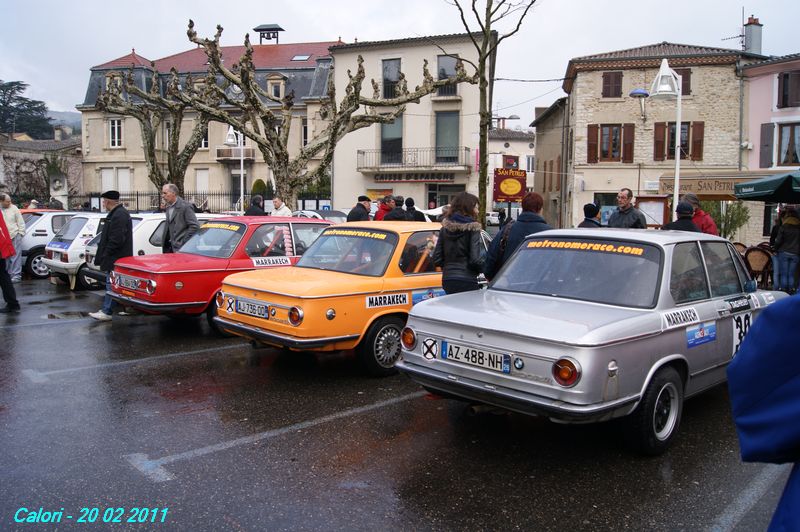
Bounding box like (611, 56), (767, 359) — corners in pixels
(650, 58), (683, 221)
(225, 125), (244, 212)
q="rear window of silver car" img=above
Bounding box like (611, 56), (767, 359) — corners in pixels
(490, 237), (662, 308)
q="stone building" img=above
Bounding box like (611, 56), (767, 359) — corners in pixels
(487, 127), (536, 218)
(531, 37), (767, 228)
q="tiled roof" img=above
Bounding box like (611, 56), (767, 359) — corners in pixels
(330, 32), (482, 52)
(152, 41), (338, 73)
(571, 42), (752, 62)
(4, 138), (82, 152)
(563, 41), (766, 93)
(489, 128), (536, 141)
(742, 52), (800, 70)
(93, 49), (153, 69)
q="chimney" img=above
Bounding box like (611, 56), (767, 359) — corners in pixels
(54, 126), (63, 141)
(744, 15), (763, 55)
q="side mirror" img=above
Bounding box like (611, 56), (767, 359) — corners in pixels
(744, 279), (757, 293)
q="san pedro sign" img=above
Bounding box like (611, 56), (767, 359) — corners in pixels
(493, 168), (527, 202)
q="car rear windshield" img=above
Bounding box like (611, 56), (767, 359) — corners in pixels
(179, 221), (246, 258)
(52, 217), (88, 243)
(491, 237), (663, 308)
(296, 228), (399, 276)
(22, 212), (42, 226)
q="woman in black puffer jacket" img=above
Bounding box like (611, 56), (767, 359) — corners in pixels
(433, 192), (486, 294)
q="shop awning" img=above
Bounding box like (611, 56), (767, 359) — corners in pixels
(734, 170), (800, 203)
(658, 170), (790, 200)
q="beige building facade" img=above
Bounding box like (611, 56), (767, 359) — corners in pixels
(330, 34), (494, 210)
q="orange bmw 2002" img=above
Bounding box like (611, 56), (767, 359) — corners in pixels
(214, 222), (450, 376)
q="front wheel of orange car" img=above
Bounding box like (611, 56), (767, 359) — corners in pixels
(356, 316), (405, 377)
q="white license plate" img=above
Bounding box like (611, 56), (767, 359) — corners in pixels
(236, 299), (269, 318)
(441, 340), (510, 373)
(51, 252), (61, 261)
(118, 275), (139, 290)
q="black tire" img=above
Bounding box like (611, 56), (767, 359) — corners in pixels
(206, 302), (234, 337)
(356, 316), (405, 377)
(76, 265), (103, 291)
(26, 249), (50, 279)
(626, 366), (683, 456)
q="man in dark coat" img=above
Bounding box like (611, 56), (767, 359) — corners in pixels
(484, 192), (551, 279)
(89, 190), (133, 321)
(347, 195), (371, 222)
(404, 197), (427, 221)
(244, 195), (266, 216)
(577, 203), (602, 228)
(384, 195), (409, 221)
(608, 188), (647, 228)
(161, 183), (199, 253)
(661, 201), (700, 232)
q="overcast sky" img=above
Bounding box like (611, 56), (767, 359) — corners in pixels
(1, 0), (796, 127)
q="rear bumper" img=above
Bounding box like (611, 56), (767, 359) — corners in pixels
(396, 359), (638, 422)
(42, 258), (80, 276)
(213, 315), (361, 349)
(108, 292), (208, 313)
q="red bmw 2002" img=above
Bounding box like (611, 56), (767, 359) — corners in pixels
(108, 216), (331, 332)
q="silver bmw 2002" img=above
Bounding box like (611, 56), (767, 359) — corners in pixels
(397, 228), (786, 455)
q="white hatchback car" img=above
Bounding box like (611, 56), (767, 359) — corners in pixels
(83, 212), (221, 285)
(42, 213), (107, 290)
(19, 211), (77, 279)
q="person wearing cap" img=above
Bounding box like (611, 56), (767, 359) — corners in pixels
(161, 183), (199, 253)
(682, 193), (718, 235)
(404, 197), (426, 221)
(89, 190), (133, 322)
(244, 195), (266, 216)
(347, 195), (372, 222)
(373, 195), (395, 221)
(608, 188), (647, 229)
(661, 201), (701, 232)
(577, 203), (601, 228)
(1, 193), (25, 282)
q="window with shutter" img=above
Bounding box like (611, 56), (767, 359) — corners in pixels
(778, 123), (800, 165)
(654, 122), (666, 161)
(601, 72), (622, 98)
(778, 71), (800, 108)
(674, 68), (691, 96)
(760, 123), (774, 168)
(587, 124), (599, 163)
(667, 122), (690, 160)
(690, 122), (704, 161)
(599, 124), (622, 161)
(622, 123), (634, 163)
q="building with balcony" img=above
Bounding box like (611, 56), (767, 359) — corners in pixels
(329, 33), (495, 210)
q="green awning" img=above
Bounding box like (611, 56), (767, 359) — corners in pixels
(734, 170), (800, 203)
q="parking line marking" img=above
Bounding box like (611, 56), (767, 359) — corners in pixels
(23, 344), (248, 382)
(707, 463), (789, 532)
(125, 390), (427, 482)
(0, 318), (90, 329)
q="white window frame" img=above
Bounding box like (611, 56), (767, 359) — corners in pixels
(109, 119), (123, 148)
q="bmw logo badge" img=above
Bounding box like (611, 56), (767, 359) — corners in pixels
(513, 357), (524, 370)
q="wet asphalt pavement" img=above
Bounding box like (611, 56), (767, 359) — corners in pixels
(0, 279), (790, 531)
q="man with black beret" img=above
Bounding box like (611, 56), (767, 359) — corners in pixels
(89, 190), (133, 321)
(347, 195), (372, 222)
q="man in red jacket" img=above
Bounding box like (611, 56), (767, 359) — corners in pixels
(682, 193), (718, 235)
(0, 212), (20, 313)
(373, 195), (396, 221)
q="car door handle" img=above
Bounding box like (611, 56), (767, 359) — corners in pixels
(717, 308), (731, 317)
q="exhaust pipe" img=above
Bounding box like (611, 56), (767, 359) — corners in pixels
(466, 403), (506, 416)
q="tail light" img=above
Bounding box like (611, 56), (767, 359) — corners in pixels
(46, 250), (53, 259)
(288, 307), (303, 326)
(144, 279), (157, 295)
(215, 292), (225, 308)
(401, 327), (417, 350)
(552, 358), (581, 387)
(61, 253), (69, 263)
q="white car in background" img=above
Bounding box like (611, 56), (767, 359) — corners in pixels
(42, 213), (107, 290)
(485, 211), (501, 226)
(19, 211), (77, 279)
(83, 212), (221, 285)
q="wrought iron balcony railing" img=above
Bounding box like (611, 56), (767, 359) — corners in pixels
(357, 147), (471, 171)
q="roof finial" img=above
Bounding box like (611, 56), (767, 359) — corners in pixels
(132, 48), (135, 54)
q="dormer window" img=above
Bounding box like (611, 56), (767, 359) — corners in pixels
(105, 73), (122, 91)
(267, 74), (285, 100)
